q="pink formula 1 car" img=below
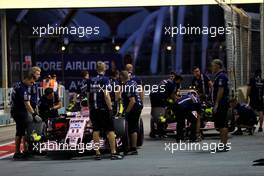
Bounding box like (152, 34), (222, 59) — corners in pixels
(39, 98), (144, 159)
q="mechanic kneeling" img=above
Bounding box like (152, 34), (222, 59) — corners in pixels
(173, 93), (202, 142)
(149, 72), (183, 138)
(120, 71), (143, 155)
(229, 99), (258, 135)
(39, 88), (62, 125)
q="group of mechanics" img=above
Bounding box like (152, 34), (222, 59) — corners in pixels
(76, 62), (144, 160)
(150, 59), (263, 152)
(10, 62), (144, 160)
(10, 58), (264, 160)
(10, 66), (64, 159)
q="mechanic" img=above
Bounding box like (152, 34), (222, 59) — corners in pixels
(172, 92), (202, 142)
(125, 64), (144, 100)
(89, 62), (123, 160)
(229, 99), (257, 135)
(120, 71), (143, 155)
(10, 74), (38, 159)
(49, 74), (58, 92)
(38, 88), (62, 124)
(149, 72), (183, 138)
(27, 66), (41, 111)
(191, 66), (213, 101)
(77, 70), (90, 98)
(109, 70), (120, 116)
(246, 69), (264, 132)
(26, 67), (43, 152)
(41, 75), (51, 89)
(211, 59), (229, 152)
(191, 66), (212, 139)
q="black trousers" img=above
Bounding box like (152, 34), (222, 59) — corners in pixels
(172, 104), (197, 141)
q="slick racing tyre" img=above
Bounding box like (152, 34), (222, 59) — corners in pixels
(137, 118), (144, 147)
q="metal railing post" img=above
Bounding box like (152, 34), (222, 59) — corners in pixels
(1, 10), (9, 113)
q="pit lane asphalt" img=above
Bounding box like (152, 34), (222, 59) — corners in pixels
(0, 106), (264, 176)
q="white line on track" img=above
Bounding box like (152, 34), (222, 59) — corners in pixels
(0, 153), (14, 160)
(0, 141), (14, 147)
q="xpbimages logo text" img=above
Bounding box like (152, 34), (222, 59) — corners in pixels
(33, 141), (103, 154)
(164, 24), (232, 38)
(164, 141), (232, 154)
(93, 83), (165, 96)
(32, 24), (100, 38)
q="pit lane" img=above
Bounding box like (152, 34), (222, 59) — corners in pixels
(0, 105), (263, 176)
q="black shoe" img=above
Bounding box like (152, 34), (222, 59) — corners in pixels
(149, 131), (156, 138)
(258, 127), (263, 132)
(126, 148), (138, 155)
(111, 153), (123, 160)
(176, 136), (185, 143)
(94, 154), (101, 160)
(253, 162), (264, 166)
(22, 151), (32, 158)
(247, 128), (254, 135)
(232, 129), (243, 135)
(123, 149), (129, 156)
(159, 134), (168, 138)
(196, 135), (202, 142)
(13, 153), (24, 160)
(253, 159), (264, 163)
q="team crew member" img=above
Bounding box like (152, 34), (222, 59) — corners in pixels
(120, 71), (143, 155)
(211, 59), (229, 152)
(39, 88), (62, 124)
(173, 93), (202, 142)
(125, 64), (144, 100)
(192, 66), (213, 100)
(41, 75), (51, 89)
(229, 99), (257, 135)
(191, 67), (212, 139)
(109, 70), (120, 115)
(77, 71), (90, 98)
(10, 74), (37, 159)
(247, 69), (264, 132)
(149, 73), (183, 138)
(28, 66), (41, 110)
(89, 62), (123, 160)
(49, 74), (58, 92)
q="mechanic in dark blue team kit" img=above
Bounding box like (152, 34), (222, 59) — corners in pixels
(211, 59), (230, 152)
(149, 72), (183, 138)
(191, 66), (213, 100)
(119, 71), (143, 155)
(38, 88), (62, 125)
(28, 66), (42, 111)
(173, 92), (202, 142)
(109, 70), (120, 115)
(26, 67), (44, 154)
(247, 69), (264, 132)
(77, 70), (90, 98)
(191, 66), (213, 139)
(89, 62), (123, 160)
(229, 98), (257, 135)
(10, 74), (37, 159)
(125, 64), (144, 100)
